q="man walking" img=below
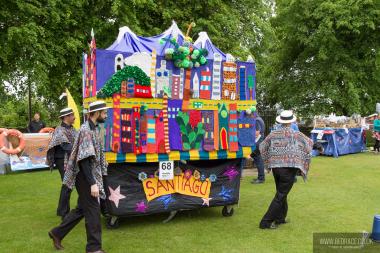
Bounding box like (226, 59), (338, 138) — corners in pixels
(48, 101), (109, 253)
(259, 110), (313, 229)
(46, 108), (77, 220)
(251, 113), (266, 184)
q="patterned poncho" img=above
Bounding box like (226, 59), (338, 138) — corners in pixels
(46, 124), (77, 169)
(63, 121), (108, 199)
(259, 127), (313, 179)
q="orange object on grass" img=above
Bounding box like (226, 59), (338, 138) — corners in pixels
(0, 129), (26, 155)
(39, 127), (55, 133)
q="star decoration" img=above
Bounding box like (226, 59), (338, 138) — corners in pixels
(135, 201), (148, 213)
(223, 168), (239, 181)
(218, 186), (234, 201)
(108, 185), (126, 208)
(202, 197), (213, 207)
(157, 194), (175, 209)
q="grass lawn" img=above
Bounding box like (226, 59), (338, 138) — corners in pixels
(0, 153), (379, 253)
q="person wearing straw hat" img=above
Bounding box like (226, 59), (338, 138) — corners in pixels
(83, 108), (89, 122)
(259, 110), (313, 229)
(46, 107), (77, 220)
(48, 101), (109, 253)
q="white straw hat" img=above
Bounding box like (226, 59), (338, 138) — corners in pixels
(59, 108), (74, 118)
(276, 110), (297, 124)
(87, 101), (110, 113)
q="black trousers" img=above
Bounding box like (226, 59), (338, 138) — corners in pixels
(250, 147), (265, 180)
(374, 140), (380, 152)
(55, 159), (72, 217)
(260, 167), (298, 228)
(51, 171), (102, 252)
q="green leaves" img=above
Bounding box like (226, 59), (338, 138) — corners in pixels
(183, 142), (191, 151)
(188, 132), (196, 144)
(0, 98), (60, 128)
(1, 0), (274, 123)
(261, 0), (380, 116)
(177, 111), (189, 127)
(0, 0), (114, 120)
(175, 111), (205, 150)
(6, 0), (378, 121)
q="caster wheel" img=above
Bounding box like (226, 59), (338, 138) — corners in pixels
(222, 206), (234, 217)
(106, 216), (119, 229)
(101, 210), (111, 218)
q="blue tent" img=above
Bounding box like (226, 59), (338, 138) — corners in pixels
(106, 21), (228, 60)
(96, 21), (255, 94)
(138, 21), (185, 56)
(193, 32), (226, 60)
(106, 21), (186, 56)
(106, 26), (151, 53)
(311, 128), (365, 157)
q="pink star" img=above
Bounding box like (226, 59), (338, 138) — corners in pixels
(108, 185), (126, 208)
(202, 197), (212, 207)
(135, 201), (148, 213)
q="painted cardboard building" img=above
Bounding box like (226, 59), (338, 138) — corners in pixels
(83, 21), (257, 163)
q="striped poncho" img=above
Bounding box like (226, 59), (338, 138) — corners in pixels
(259, 127), (313, 179)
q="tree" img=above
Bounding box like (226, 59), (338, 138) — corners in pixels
(0, 97), (60, 129)
(108, 0), (274, 60)
(0, 0), (114, 124)
(1, 0), (274, 125)
(262, 0), (380, 116)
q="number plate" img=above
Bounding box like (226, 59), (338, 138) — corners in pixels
(159, 161), (174, 180)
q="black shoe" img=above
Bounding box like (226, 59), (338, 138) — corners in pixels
(275, 219), (290, 225)
(251, 179), (265, 184)
(48, 231), (64, 250)
(259, 222), (278, 229)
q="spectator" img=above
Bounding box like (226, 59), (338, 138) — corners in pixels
(373, 114), (380, 153)
(251, 112), (266, 184)
(27, 112), (46, 133)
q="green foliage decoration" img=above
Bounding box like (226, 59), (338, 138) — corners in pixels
(175, 111), (205, 151)
(97, 65), (150, 98)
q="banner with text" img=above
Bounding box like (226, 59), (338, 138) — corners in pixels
(105, 159), (243, 216)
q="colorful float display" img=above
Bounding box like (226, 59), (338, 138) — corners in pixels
(311, 114), (366, 157)
(0, 129), (50, 171)
(82, 21), (257, 225)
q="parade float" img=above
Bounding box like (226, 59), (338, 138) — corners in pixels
(83, 21), (257, 227)
(0, 128), (51, 172)
(311, 114), (366, 157)
(0, 97), (77, 172)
